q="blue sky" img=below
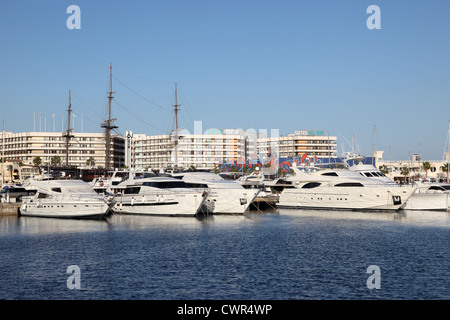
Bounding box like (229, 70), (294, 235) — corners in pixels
(1, 0), (449, 160)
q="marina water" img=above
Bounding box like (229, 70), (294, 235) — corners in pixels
(0, 209), (448, 300)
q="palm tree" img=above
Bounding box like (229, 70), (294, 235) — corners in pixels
(51, 156), (61, 167)
(33, 156), (42, 166)
(379, 164), (389, 175)
(442, 163), (449, 182)
(400, 166), (410, 184)
(422, 161), (431, 178)
(86, 157), (95, 168)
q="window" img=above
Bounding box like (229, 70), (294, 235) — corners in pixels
(302, 182), (321, 189)
(142, 181), (190, 189)
(124, 187), (141, 194)
(335, 182), (364, 187)
(321, 172), (338, 177)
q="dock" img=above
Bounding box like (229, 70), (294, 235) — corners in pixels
(0, 202), (20, 216)
(249, 194), (279, 211)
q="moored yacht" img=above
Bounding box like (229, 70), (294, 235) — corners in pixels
(19, 178), (114, 219)
(277, 165), (417, 211)
(347, 159), (450, 211)
(171, 171), (260, 214)
(112, 173), (209, 216)
(401, 183), (450, 211)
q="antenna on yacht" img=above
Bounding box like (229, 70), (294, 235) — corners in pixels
(448, 121), (450, 183)
(372, 125), (375, 165)
(1, 120), (4, 186)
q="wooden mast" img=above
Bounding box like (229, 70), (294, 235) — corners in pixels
(101, 64), (117, 170)
(62, 90), (74, 167)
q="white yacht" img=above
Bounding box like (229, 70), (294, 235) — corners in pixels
(347, 160), (450, 211)
(401, 183), (450, 211)
(171, 171), (260, 214)
(19, 178), (113, 219)
(91, 170), (131, 194)
(112, 173), (209, 216)
(277, 165), (417, 211)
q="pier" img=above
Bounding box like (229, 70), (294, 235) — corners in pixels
(0, 203), (20, 216)
(249, 194), (279, 212)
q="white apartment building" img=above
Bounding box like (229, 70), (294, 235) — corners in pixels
(129, 129), (337, 171)
(132, 130), (246, 170)
(257, 130), (338, 160)
(0, 131), (125, 169)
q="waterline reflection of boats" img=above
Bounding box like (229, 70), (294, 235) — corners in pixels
(278, 208), (450, 227)
(19, 178), (113, 219)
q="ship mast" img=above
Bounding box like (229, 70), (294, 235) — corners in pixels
(62, 90), (74, 167)
(101, 64), (118, 170)
(173, 82), (180, 169)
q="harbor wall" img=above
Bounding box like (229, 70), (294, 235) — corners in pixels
(0, 203), (20, 216)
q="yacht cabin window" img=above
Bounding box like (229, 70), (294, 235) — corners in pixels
(302, 182), (321, 189)
(142, 181), (190, 189)
(335, 182), (364, 187)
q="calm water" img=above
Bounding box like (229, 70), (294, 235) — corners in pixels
(0, 209), (448, 300)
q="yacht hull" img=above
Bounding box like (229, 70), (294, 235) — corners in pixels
(112, 191), (207, 216)
(19, 201), (110, 219)
(402, 192), (449, 211)
(206, 188), (260, 214)
(278, 186), (417, 211)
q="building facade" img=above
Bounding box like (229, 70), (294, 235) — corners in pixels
(131, 131), (246, 170)
(0, 131), (125, 169)
(129, 129), (337, 171)
(374, 151), (450, 183)
(257, 130), (338, 160)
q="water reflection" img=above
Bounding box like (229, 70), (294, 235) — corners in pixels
(277, 208), (450, 227)
(0, 215), (110, 235)
(0, 208), (448, 236)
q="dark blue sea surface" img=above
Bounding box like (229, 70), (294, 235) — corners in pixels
(0, 209), (448, 300)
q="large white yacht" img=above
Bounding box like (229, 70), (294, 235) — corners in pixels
(112, 173), (209, 216)
(277, 165), (417, 211)
(171, 171), (260, 214)
(19, 178), (113, 219)
(399, 183), (450, 211)
(347, 159), (450, 211)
